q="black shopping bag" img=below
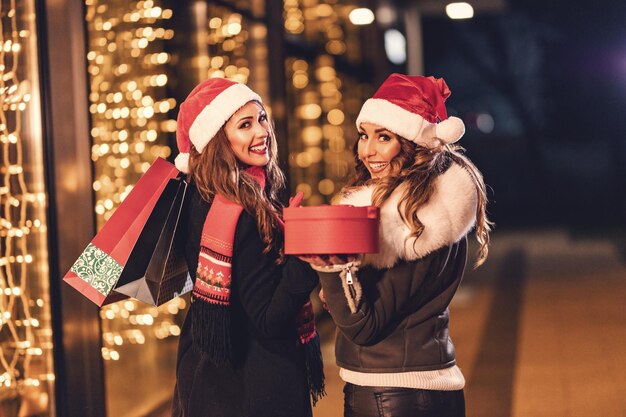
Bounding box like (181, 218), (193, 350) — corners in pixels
(115, 175), (193, 305)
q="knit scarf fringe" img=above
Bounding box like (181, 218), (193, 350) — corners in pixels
(304, 331), (326, 405)
(190, 299), (231, 365)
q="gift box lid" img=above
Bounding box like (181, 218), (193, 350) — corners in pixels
(283, 204), (379, 220)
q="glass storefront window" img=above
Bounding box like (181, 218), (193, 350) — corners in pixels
(0, 0), (55, 416)
(83, 1), (181, 415)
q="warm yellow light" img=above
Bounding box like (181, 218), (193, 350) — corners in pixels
(302, 126), (322, 146)
(315, 66), (335, 82)
(292, 73), (308, 89)
(295, 152), (312, 168)
(326, 40), (346, 55)
(296, 183), (312, 199)
(155, 74), (168, 86)
(327, 109), (345, 126)
(227, 22), (242, 36)
(146, 130), (158, 141)
(307, 147), (323, 163)
(316, 4), (333, 17)
(298, 104), (322, 120)
(209, 17), (222, 29)
(445, 2), (474, 19)
(318, 179), (335, 195)
(292, 59), (308, 72)
(349, 8), (375, 25)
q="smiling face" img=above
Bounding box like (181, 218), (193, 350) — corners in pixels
(223, 101), (271, 167)
(357, 122), (402, 179)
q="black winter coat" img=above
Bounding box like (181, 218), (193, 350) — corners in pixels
(171, 185), (319, 417)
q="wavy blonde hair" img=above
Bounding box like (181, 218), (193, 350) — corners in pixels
(344, 138), (492, 267)
(188, 102), (285, 257)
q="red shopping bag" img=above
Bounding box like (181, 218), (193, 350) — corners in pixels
(63, 158), (180, 307)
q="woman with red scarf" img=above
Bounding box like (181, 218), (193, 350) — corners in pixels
(170, 78), (324, 417)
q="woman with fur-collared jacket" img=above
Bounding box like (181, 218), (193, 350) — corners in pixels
(303, 74), (492, 417)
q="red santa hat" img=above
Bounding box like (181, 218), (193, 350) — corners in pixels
(175, 78), (261, 173)
(356, 73), (465, 148)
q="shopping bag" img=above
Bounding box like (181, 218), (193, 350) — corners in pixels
(64, 158), (180, 307)
(115, 175), (193, 306)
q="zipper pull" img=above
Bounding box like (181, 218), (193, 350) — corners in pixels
(346, 268), (353, 285)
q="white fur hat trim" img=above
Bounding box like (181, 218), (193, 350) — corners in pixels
(174, 152), (190, 174)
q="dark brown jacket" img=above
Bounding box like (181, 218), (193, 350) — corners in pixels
(319, 239), (467, 372)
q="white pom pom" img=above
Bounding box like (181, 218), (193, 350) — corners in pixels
(435, 116), (465, 144)
(174, 153), (190, 173)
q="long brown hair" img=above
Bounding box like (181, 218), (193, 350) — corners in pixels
(188, 102), (286, 256)
(344, 138), (492, 267)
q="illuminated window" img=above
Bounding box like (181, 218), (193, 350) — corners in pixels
(0, 1), (56, 415)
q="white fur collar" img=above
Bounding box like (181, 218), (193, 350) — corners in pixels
(339, 163), (477, 268)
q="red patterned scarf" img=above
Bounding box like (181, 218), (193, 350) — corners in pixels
(190, 166), (325, 403)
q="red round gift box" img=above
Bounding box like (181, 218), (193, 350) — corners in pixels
(283, 205), (380, 255)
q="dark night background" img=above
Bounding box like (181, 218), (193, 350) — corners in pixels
(421, 0), (626, 231)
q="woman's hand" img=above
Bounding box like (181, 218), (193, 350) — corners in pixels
(319, 288), (328, 311)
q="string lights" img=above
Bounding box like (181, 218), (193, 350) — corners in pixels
(85, 0), (176, 226)
(284, 0), (356, 56)
(206, 6), (250, 83)
(99, 297), (186, 361)
(83, 1), (187, 413)
(203, 3), (269, 102)
(0, 0), (55, 414)
(84, 0), (185, 358)
(284, 0), (371, 205)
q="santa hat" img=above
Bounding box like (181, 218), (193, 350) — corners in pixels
(356, 73), (465, 148)
(175, 78), (261, 173)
